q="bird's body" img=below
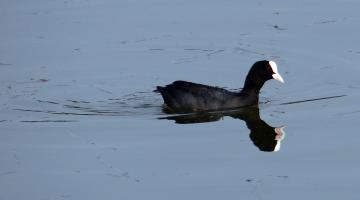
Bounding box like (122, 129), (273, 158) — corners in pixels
(156, 81), (257, 112)
(156, 60), (284, 113)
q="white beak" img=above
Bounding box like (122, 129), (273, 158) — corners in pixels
(269, 61), (285, 84)
(272, 73), (284, 83)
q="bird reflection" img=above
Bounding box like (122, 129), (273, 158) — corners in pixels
(160, 107), (285, 152)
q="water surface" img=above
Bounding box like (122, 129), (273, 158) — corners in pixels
(1, 0), (360, 199)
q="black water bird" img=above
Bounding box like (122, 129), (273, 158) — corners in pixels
(156, 60), (284, 112)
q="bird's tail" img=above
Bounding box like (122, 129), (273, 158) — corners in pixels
(153, 86), (164, 93)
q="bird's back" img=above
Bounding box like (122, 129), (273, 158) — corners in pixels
(157, 81), (241, 112)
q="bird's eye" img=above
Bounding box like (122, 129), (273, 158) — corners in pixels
(267, 65), (274, 74)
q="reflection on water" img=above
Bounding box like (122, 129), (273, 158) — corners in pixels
(161, 107), (285, 152)
(12, 91), (285, 152)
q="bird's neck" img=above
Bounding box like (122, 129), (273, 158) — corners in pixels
(239, 89), (260, 105)
(241, 75), (265, 94)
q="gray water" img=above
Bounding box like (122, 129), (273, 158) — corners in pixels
(1, 0), (360, 199)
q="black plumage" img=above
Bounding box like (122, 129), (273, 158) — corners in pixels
(156, 60), (284, 112)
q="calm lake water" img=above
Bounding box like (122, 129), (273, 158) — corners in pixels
(1, 0), (360, 199)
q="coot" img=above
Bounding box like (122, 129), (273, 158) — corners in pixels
(156, 60), (284, 112)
